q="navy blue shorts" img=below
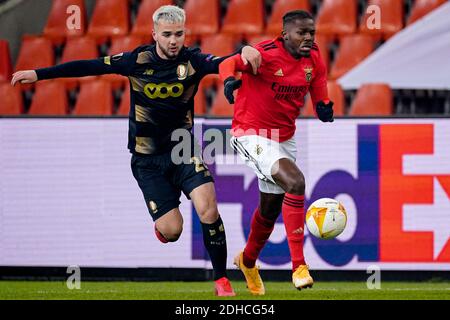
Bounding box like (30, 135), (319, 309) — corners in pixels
(131, 151), (214, 221)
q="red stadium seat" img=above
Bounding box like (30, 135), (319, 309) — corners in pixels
(302, 81), (345, 116)
(222, 0), (265, 38)
(329, 34), (375, 80)
(407, 0), (447, 25)
(184, 0), (219, 38)
(15, 36), (54, 91)
(209, 84), (234, 117)
(87, 0), (129, 44)
(0, 40), (12, 82)
(15, 36), (54, 71)
(28, 80), (68, 115)
(316, 0), (357, 38)
(73, 80), (113, 115)
(200, 34), (236, 88)
(0, 83), (24, 115)
(109, 35), (145, 55)
(246, 34), (274, 46)
(265, 0), (311, 37)
(101, 35), (145, 90)
(43, 0), (87, 45)
(201, 34), (235, 57)
(117, 82), (130, 115)
(314, 35), (331, 73)
(360, 0), (403, 40)
(59, 36), (99, 90)
(194, 79), (207, 115)
(131, 0), (172, 40)
(349, 83), (393, 116)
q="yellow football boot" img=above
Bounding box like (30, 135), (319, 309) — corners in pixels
(234, 251), (265, 295)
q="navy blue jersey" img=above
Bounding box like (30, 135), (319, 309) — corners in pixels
(36, 45), (232, 154)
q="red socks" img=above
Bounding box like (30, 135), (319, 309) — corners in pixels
(242, 194), (306, 271)
(243, 207), (276, 268)
(282, 193), (306, 271)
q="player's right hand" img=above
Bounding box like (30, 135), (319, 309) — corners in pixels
(11, 70), (38, 86)
(316, 100), (334, 122)
(224, 76), (242, 104)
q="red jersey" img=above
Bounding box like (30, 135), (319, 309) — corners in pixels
(220, 37), (328, 142)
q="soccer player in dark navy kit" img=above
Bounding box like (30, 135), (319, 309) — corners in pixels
(12, 5), (261, 296)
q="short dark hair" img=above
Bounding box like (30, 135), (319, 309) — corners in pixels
(282, 10), (314, 28)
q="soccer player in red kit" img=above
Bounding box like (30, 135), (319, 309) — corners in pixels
(219, 10), (334, 295)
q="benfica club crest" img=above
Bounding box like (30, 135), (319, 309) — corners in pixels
(304, 66), (313, 82)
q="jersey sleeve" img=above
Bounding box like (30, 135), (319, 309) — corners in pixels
(35, 51), (136, 80)
(101, 51), (136, 76)
(309, 48), (329, 106)
(190, 52), (227, 75)
(218, 54), (254, 81)
(189, 45), (253, 76)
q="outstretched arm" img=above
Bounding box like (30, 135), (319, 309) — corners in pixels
(11, 52), (135, 86)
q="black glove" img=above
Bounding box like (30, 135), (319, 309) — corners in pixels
(316, 100), (334, 122)
(223, 76), (242, 104)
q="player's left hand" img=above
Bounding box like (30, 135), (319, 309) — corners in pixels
(241, 46), (261, 75)
(224, 76), (242, 104)
(316, 100), (334, 122)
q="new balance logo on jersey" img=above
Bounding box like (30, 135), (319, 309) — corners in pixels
(274, 69), (284, 77)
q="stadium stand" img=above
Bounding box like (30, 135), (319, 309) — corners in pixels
(194, 80), (207, 115)
(200, 33), (236, 88)
(43, 0), (87, 45)
(247, 34), (274, 46)
(314, 34), (330, 72)
(0, 39), (12, 82)
(359, 0), (404, 40)
(349, 83), (393, 116)
(265, 0), (311, 36)
(302, 81), (346, 116)
(222, 0), (265, 38)
(117, 82), (130, 116)
(209, 84), (234, 116)
(59, 36), (99, 90)
(2, 0), (448, 117)
(28, 80), (68, 115)
(14, 36), (54, 91)
(329, 34), (375, 80)
(87, 0), (130, 44)
(72, 80), (113, 115)
(316, 0), (357, 38)
(407, 0), (447, 25)
(184, 0), (220, 39)
(0, 83), (23, 115)
(131, 0), (172, 41)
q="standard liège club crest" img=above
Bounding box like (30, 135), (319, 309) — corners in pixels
(304, 66), (313, 82)
(177, 64), (188, 80)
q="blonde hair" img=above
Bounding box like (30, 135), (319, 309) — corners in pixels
(153, 5), (186, 26)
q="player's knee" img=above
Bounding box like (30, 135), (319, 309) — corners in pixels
(158, 225), (183, 242)
(197, 206), (219, 224)
(163, 228), (183, 242)
(284, 175), (305, 195)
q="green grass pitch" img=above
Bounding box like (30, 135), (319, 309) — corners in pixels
(0, 281), (449, 300)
